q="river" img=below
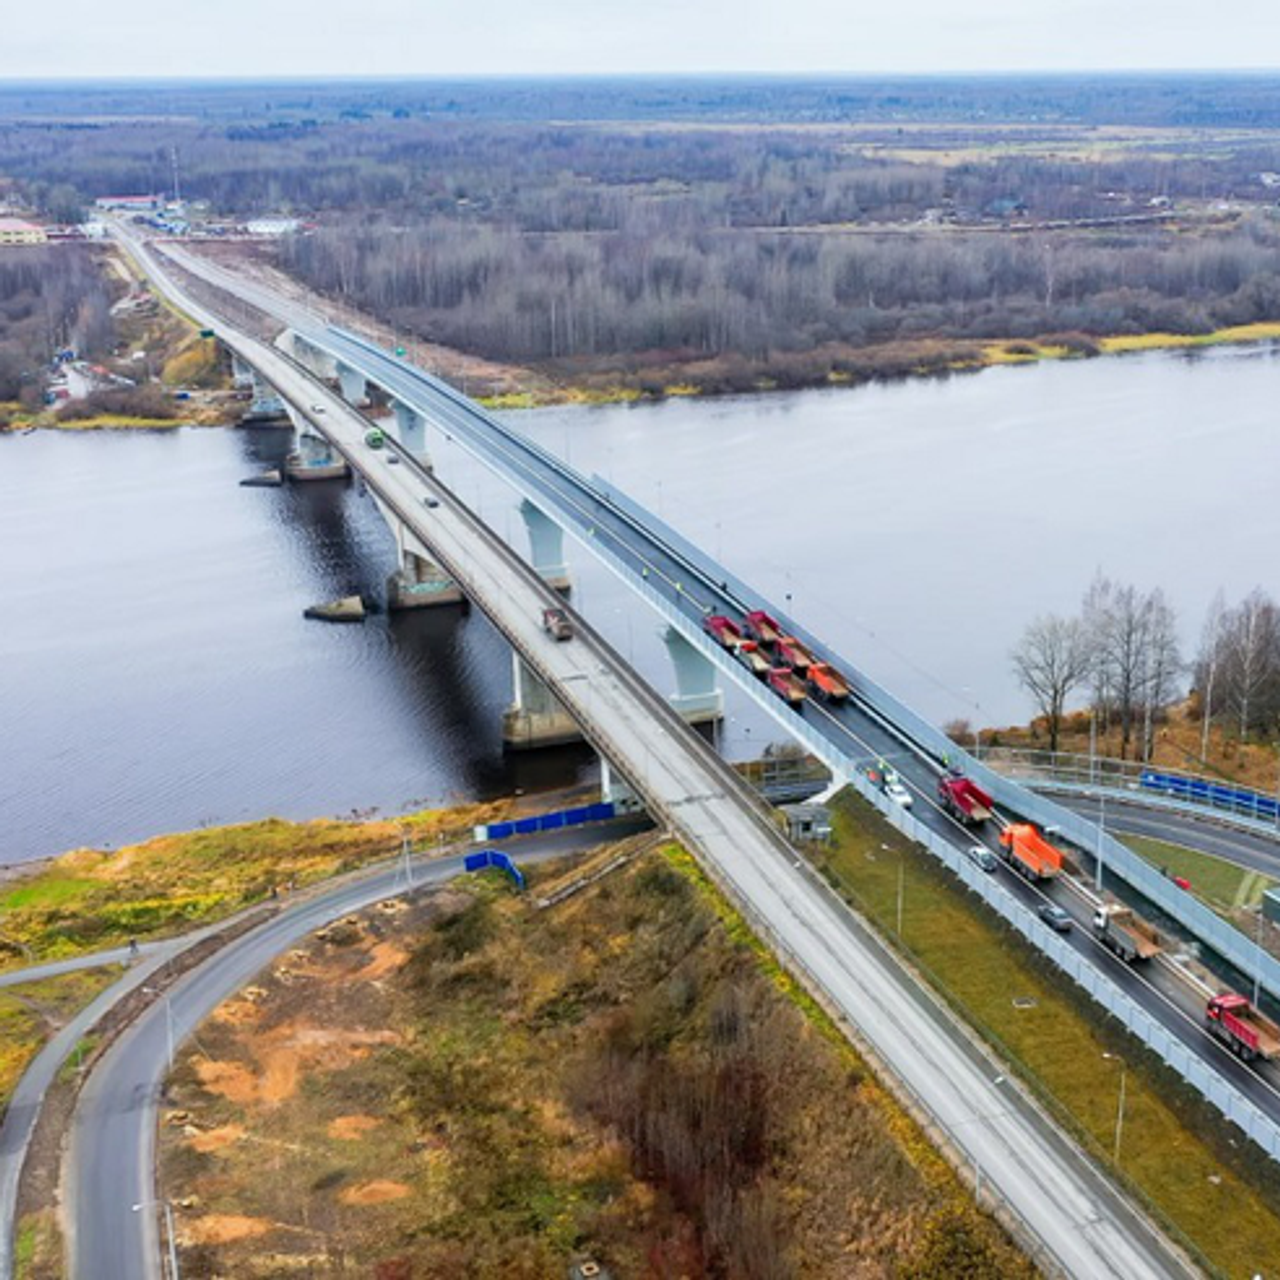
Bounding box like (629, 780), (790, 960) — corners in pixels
(2, 342), (1276, 862)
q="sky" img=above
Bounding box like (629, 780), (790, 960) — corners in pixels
(3, 0), (1279, 80)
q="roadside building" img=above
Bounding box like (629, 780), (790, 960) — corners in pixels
(0, 217), (47, 246)
(93, 194), (164, 213)
(245, 218), (301, 237)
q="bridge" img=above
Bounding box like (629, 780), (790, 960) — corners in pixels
(82, 219), (1235, 1277)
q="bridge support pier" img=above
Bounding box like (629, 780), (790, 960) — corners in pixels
(336, 362), (368, 406)
(386, 520), (463, 609)
(519, 499), (571, 592)
(289, 333), (338, 381)
(664, 627), (723, 728)
(282, 405), (348, 480)
(502, 654), (581, 749)
(392, 400), (431, 467)
(239, 370), (288, 425)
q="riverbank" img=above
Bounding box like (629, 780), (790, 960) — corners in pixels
(476, 318), (1280, 409)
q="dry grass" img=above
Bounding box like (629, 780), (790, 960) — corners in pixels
(817, 790), (1280, 1277)
(159, 843), (1029, 1278)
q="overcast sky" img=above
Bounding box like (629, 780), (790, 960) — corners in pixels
(3, 0), (1278, 80)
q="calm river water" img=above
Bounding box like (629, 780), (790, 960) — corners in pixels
(2, 343), (1277, 862)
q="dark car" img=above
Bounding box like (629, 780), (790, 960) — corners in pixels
(1038, 903), (1073, 933)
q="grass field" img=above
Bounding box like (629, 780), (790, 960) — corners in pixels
(0, 802), (508, 974)
(816, 791), (1280, 1278)
(1123, 834), (1275, 916)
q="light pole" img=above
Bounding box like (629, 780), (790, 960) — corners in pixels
(896, 853), (905, 937)
(1094, 789), (1107, 894)
(132, 1199), (180, 1280)
(1102, 1053), (1127, 1166)
(142, 986), (175, 1074)
(1254, 905), (1266, 1009)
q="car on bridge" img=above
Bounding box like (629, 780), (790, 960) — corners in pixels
(966, 844), (999, 873)
(1038, 903), (1073, 933)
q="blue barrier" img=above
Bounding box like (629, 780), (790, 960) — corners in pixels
(464, 849), (526, 890)
(1140, 770), (1279, 820)
(479, 802), (617, 842)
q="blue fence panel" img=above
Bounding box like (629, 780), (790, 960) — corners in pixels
(538, 811), (566, 830)
(585, 802), (616, 822)
(1142, 769), (1279, 820)
(563, 806), (592, 827)
(492, 852), (526, 891)
(514, 817), (540, 835)
(464, 852), (489, 873)
(486, 820), (516, 841)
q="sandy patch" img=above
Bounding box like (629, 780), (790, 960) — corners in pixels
(195, 1026), (402, 1108)
(339, 1180), (410, 1205)
(182, 1214), (274, 1245)
(356, 941), (409, 981)
(328, 1115), (383, 1141)
(212, 997), (263, 1028)
(187, 1123), (246, 1154)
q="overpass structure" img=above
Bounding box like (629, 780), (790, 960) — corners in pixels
(87, 222), (1227, 1276)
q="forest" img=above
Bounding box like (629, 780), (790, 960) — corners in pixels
(6, 77), (1280, 389)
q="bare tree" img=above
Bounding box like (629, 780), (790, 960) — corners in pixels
(1195, 589), (1227, 762)
(1011, 614), (1092, 752)
(1219, 590), (1280, 738)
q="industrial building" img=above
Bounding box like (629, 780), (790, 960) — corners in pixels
(0, 217), (47, 246)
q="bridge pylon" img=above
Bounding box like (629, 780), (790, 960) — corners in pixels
(519, 500), (571, 592)
(663, 626), (723, 727)
(385, 520), (464, 610)
(502, 653), (582, 749)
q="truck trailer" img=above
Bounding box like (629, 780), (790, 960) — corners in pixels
(807, 661), (851, 703)
(1092, 903), (1162, 962)
(734, 639), (771, 678)
(937, 772), (994, 825)
(702, 614), (744, 649)
(767, 667), (807, 706)
(1206, 993), (1280, 1061)
(774, 635), (817, 674)
(997, 823), (1063, 882)
(744, 610), (783, 647)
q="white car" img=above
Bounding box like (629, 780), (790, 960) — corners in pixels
(884, 780), (913, 809)
(967, 844), (999, 873)
(310, 403), (326, 414)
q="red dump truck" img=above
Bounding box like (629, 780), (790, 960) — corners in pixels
(734, 639), (771, 678)
(937, 771), (994, 826)
(1092, 903), (1162, 962)
(1206, 993), (1280, 1061)
(702, 614), (743, 649)
(775, 635), (817, 675)
(998, 823), (1063, 882)
(744, 610), (783, 647)
(767, 666), (807, 706)
(807, 661), (851, 703)
(542, 607), (572, 641)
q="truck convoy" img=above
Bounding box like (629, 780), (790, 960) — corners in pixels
(1205, 993), (1280, 1061)
(998, 823), (1064, 882)
(937, 771), (994, 825)
(1092, 902), (1162, 962)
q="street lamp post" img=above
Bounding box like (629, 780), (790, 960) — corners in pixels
(142, 986), (176, 1074)
(132, 1199), (180, 1280)
(1102, 1053), (1127, 1166)
(1095, 789), (1107, 895)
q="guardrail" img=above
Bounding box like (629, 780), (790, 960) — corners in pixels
(976, 747), (1280, 836)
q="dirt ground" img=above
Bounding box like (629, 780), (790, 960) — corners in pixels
(159, 843), (1029, 1279)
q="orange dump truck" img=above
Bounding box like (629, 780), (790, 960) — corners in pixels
(998, 823), (1063, 882)
(1206, 993), (1280, 1061)
(807, 661), (851, 703)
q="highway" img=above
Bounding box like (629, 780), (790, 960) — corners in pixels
(89, 223), (1204, 1277)
(150, 237), (1280, 1134)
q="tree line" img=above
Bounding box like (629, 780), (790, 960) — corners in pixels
(1012, 577), (1280, 759)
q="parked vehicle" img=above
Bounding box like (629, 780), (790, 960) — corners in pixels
(734, 639), (771, 678)
(1092, 903), (1162, 962)
(1205, 993), (1280, 1061)
(542, 607), (572, 641)
(1038, 903), (1073, 933)
(766, 666), (807, 706)
(965, 844), (999, 873)
(937, 771), (995, 825)
(775, 635), (817, 674)
(807, 661), (851, 703)
(998, 823), (1064, 881)
(702, 614), (744, 649)
(744, 610), (783, 647)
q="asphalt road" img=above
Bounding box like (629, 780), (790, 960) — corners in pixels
(106, 229), (1192, 1277)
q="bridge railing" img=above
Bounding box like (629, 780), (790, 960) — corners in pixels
(976, 747), (1280, 834)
